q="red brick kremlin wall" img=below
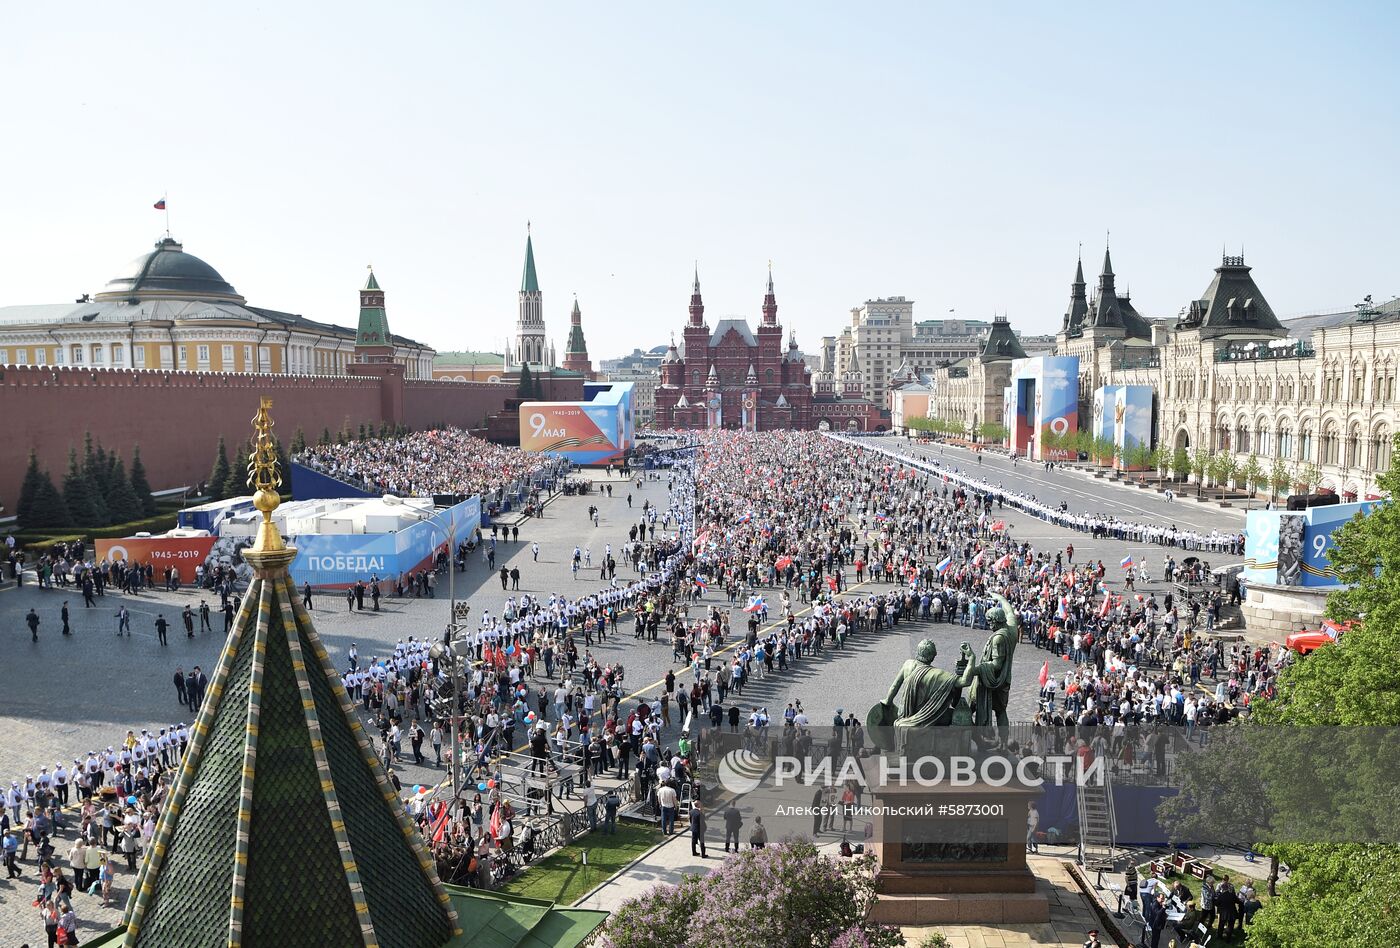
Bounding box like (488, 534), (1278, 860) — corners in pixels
(0, 365), (517, 510)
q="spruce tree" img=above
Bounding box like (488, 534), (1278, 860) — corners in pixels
(225, 441), (250, 499)
(129, 446), (158, 517)
(358, 423), (368, 441)
(17, 450), (43, 527)
(105, 454), (144, 524)
(209, 437), (231, 501)
(63, 448), (105, 527)
(291, 427), (307, 454)
(273, 435), (291, 489)
(319, 427), (332, 447)
(517, 363), (535, 399)
(85, 435), (111, 499)
(29, 468), (73, 529)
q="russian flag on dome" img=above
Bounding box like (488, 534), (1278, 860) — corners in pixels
(935, 556), (952, 575)
(971, 550), (986, 567)
(1120, 555), (1134, 568)
(153, 198), (166, 210)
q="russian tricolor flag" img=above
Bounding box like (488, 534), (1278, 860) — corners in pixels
(971, 550), (986, 567)
(1037, 562), (1052, 577)
(694, 578), (708, 591)
(936, 556), (952, 575)
(153, 198), (166, 210)
(993, 553), (1013, 571)
(1120, 555), (1134, 568)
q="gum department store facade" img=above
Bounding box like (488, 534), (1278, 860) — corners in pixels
(932, 247), (1400, 500)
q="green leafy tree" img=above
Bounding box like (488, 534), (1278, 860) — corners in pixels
(17, 450), (44, 527)
(104, 454), (144, 523)
(1236, 445), (1400, 946)
(62, 448), (106, 526)
(1091, 435), (1115, 466)
(128, 446), (158, 517)
(1190, 447), (1211, 495)
(208, 436), (231, 501)
(1125, 443), (1154, 479)
(516, 363), (536, 400)
(977, 421), (1009, 443)
(1242, 453), (1265, 497)
(1269, 457), (1293, 502)
(1222, 453), (1239, 487)
(1171, 446), (1191, 481)
(1298, 461), (1322, 495)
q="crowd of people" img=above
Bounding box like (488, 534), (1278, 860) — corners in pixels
(294, 428), (571, 511)
(5, 426), (1285, 942)
(4, 728), (186, 945)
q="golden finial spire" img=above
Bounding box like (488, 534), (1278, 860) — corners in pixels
(249, 397), (286, 553)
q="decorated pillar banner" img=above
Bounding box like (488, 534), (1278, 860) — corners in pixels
(1092, 385), (1121, 445)
(1244, 500), (1374, 588)
(1114, 385), (1154, 469)
(1013, 356), (1078, 461)
(1002, 386), (1014, 449)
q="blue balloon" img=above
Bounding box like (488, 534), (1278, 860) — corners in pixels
(477, 782), (488, 792)
(127, 796), (137, 805)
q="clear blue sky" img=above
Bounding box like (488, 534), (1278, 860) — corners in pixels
(5, 3), (1398, 359)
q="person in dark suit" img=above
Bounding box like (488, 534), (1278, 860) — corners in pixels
(689, 801), (708, 857)
(189, 666), (208, 712)
(173, 666), (187, 706)
(723, 802), (743, 852)
(155, 614), (169, 646)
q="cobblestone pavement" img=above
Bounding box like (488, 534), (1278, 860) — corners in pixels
(0, 447), (1223, 943)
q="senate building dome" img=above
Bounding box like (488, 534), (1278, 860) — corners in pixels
(94, 236), (245, 303)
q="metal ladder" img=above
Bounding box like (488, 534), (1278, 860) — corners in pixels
(1077, 771), (1116, 869)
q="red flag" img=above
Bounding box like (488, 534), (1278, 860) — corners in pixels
(1099, 595), (1112, 618)
(1063, 572), (1075, 588)
(1038, 660), (1050, 687)
(153, 198), (166, 210)
(826, 575), (837, 591)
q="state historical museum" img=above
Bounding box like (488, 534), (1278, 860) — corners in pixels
(653, 269), (819, 430)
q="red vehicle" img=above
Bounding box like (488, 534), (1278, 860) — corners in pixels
(1286, 619), (1356, 655)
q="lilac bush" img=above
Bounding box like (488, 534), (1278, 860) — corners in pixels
(600, 839), (901, 948)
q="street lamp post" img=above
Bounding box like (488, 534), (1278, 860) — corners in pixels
(416, 513), (473, 801)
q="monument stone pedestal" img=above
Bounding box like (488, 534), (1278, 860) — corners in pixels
(862, 766), (1050, 925)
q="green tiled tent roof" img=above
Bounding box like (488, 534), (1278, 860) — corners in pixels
(116, 547), (459, 948)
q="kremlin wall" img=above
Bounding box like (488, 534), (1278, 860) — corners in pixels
(0, 364), (580, 510)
